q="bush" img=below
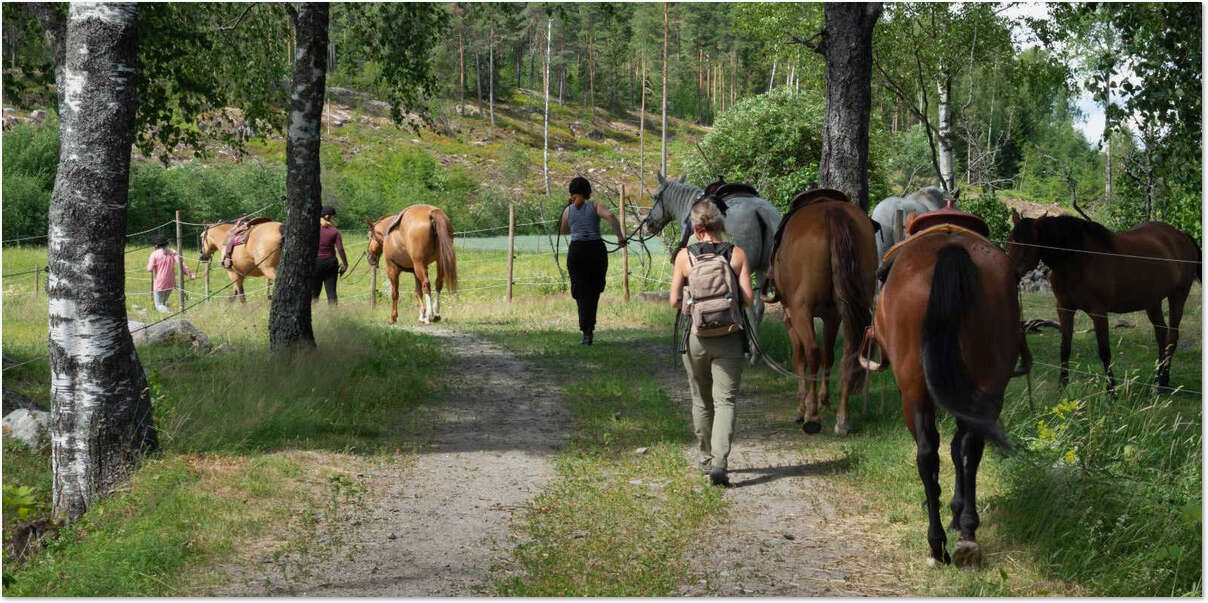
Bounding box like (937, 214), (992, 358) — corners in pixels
(960, 190), (1012, 241)
(682, 89), (824, 211)
(1, 117), (59, 242)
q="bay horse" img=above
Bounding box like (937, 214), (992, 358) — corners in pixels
(366, 204), (458, 324)
(198, 220), (282, 302)
(867, 221), (1026, 568)
(761, 189), (877, 436)
(1006, 210), (1200, 389)
(647, 174), (782, 328)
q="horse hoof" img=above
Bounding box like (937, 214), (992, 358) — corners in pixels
(833, 421), (850, 436)
(388, 318), (397, 325)
(431, 315), (441, 323)
(793, 415), (805, 424)
(802, 420), (822, 435)
(952, 540), (982, 569)
(926, 557), (940, 569)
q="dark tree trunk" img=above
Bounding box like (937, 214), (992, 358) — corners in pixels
(269, 3), (328, 351)
(817, 2), (881, 211)
(47, 2), (157, 524)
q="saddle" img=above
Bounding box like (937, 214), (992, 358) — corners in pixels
(701, 175), (760, 202)
(787, 188), (849, 213)
(906, 207), (988, 238)
(221, 217), (273, 267)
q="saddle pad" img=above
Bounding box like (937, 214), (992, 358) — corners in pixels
(880, 223), (992, 265)
(245, 216), (272, 227)
(788, 188), (849, 213)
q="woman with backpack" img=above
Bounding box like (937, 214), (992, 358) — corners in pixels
(669, 198), (753, 487)
(559, 176), (626, 345)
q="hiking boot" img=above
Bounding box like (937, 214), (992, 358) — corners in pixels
(581, 332), (593, 346)
(708, 468), (731, 487)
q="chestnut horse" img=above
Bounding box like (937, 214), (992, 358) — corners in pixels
(1006, 210), (1200, 389)
(762, 190), (877, 436)
(199, 220), (282, 302)
(868, 223), (1026, 568)
(366, 204), (458, 324)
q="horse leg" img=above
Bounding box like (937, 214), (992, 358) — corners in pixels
(787, 318), (807, 425)
(821, 310), (848, 435)
(1056, 305), (1075, 387)
(1145, 304), (1169, 387)
(794, 313), (823, 435)
(386, 263), (401, 324)
(951, 424), (985, 568)
(948, 422), (967, 533)
(1090, 314), (1115, 392)
(911, 403), (949, 566)
(1161, 286), (1191, 388)
(432, 269), (443, 322)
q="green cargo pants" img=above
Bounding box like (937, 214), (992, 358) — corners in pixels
(682, 331), (745, 472)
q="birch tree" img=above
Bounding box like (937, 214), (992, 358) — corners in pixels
(268, 2), (327, 351)
(46, 2), (157, 523)
(543, 16), (552, 197)
(660, 2), (669, 175)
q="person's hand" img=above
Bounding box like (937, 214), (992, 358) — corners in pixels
(190, 274), (198, 280)
(338, 264), (347, 275)
(618, 236), (627, 248)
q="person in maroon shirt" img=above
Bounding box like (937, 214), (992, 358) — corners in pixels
(312, 205), (349, 304)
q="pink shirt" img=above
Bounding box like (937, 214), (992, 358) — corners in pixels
(146, 248), (193, 292)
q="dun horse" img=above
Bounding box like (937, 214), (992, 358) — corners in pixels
(366, 204), (458, 324)
(762, 189), (877, 436)
(865, 215), (1027, 568)
(1006, 210), (1200, 389)
(199, 220), (283, 302)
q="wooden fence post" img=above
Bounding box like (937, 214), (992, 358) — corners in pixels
(621, 186), (630, 302)
(371, 264), (378, 307)
(34, 265), (39, 299)
(176, 210), (185, 312)
(204, 261), (211, 299)
(506, 203), (515, 303)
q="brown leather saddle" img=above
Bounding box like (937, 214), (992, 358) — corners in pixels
(787, 188), (849, 213)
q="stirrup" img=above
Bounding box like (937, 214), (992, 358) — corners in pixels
(857, 325), (887, 372)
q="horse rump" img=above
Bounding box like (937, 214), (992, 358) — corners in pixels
(922, 245), (1011, 451)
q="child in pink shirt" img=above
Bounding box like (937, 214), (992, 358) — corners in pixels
(147, 235), (196, 312)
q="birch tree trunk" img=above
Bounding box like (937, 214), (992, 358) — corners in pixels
(817, 2), (882, 211)
(768, 59), (777, 92)
(474, 51), (484, 120)
(543, 17), (552, 197)
(458, 30), (465, 110)
(936, 74), (955, 192)
(268, 3), (328, 351)
(488, 22), (495, 128)
(639, 55), (646, 181)
(660, 2), (669, 176)
(48, 2), (157, 524)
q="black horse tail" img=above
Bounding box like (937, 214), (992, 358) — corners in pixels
(827, 207), (872, 396)
(922, 245), (1012, 451)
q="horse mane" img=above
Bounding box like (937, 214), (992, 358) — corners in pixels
(656, 179), (705, 221)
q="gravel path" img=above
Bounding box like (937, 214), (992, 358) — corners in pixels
(656, 361), (905, 597)
(215, 326), (569, 596)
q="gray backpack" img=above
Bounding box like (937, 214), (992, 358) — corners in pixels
(682, 242), (743, 337)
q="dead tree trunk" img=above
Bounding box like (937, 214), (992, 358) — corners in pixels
(269, 2), (328, 351)
(48, 2), (157, 524)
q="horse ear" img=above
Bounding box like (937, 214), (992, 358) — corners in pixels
(657, 172), (665, 184)
(1010, 208), (1022, 225)
(677, 174), (685, 183)
(364, 218), (376, 229)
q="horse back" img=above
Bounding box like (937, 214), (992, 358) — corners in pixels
(773, 201), (876, 308)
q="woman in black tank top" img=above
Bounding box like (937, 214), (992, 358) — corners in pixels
(559, 177), (627, 345)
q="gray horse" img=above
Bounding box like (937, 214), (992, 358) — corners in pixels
(646, 174), (782, 331)
(869, 186), (957, 262)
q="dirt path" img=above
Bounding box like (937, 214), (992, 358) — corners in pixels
(215, 326), (569, 596)
(655, 362), (906, 597)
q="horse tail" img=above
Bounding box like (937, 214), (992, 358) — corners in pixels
(827, 207), (872, 396)
(430, 209), (458, 292)
(922, 245), (1012, 450)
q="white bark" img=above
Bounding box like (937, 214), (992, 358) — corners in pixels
(489, 22), (495, 128)
(639, 55), (646, 183)
(49, 2), (157, 524)
(543, 17), (552, 197)
(936, 76), (955, 192)
(768, 59), (777, 92)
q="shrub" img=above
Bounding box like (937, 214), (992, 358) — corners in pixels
(960, 190), (1012, 241)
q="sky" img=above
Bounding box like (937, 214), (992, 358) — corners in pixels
(1003, 2), (1105, 146)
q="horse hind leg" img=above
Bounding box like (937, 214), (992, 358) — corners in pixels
(819, 310), (843, 434)
(1160, 286), (1191, 388)
(794, 315), (824, 435)
(950, 423), (986, 569)
(1090, 314), (1115, 392)
(911, 404), (950, 567)
(1145, 304), (1170, 387)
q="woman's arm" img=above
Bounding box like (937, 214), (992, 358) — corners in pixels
(731, 247), (754, 308)
(335, 229), (348, 270)
(668, 249), (687, 308)
(559, 206), (571, 235)
(596, 204), (626, 245)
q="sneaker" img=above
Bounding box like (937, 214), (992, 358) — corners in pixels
(581, 332), (593, 346)
(708, 468), (731, 487)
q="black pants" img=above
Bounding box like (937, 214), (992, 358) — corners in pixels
(311, 256), (339, 303)
(567, 239), (607, 333)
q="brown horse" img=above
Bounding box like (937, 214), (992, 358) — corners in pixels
(199, 221), (282, 302)
(868, 223), (1026, 568)
(1006, 210), (1200, 388)
(763, 191), (877, 435)
(366, 204), (458, 324)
